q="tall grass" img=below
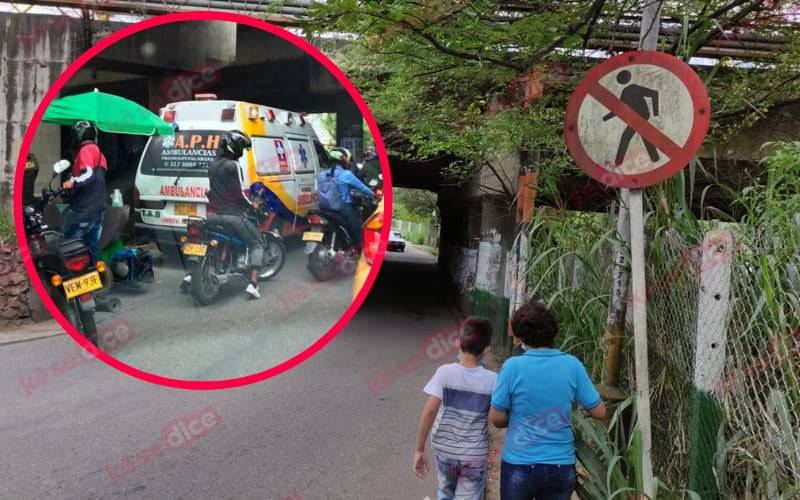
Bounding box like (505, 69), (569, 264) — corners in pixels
(0, 210), (15, 246)
(523, 208), (617, 380)
(407, 230), (426, 245)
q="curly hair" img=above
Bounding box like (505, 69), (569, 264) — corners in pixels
(511, 300), (558, 348)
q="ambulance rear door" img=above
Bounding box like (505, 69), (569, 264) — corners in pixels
(251, 135), (297, 214)
(285, 135), (318, 213)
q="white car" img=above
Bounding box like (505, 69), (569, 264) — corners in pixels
(388, 231), (406, 252)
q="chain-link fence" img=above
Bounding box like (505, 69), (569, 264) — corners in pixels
(647, 222), (800, 498)
(521, 188), (800, 497)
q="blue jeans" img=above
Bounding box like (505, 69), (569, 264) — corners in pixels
(339, 203), (362, 251)
(434, 455), (487, 500)
(500, 461), (576, 500)
(62, 208), (104, 264)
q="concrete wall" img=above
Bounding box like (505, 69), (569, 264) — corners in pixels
(437, 153), (521, 348)
(0, 13), (76, 208)
(96, 20), (236, 71)
(701, 103), (800, 162)
(0, 245), (33, 327)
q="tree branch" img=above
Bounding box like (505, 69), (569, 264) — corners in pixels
(411, 30), (525, 71)
(482, 161), (515, 200)
(520, 0), (607, 69)
(680, 0), (767, 57)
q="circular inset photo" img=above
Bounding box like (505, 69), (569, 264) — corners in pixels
(13, 12), (391, 388)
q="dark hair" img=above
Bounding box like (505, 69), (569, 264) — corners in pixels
(459, 316), (493, 355)
(511, 300), (558, 348)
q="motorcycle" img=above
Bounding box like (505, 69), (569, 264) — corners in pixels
(303, 190), (380, 282)
(180, 205), (286, 305)
(23, 161), (110, 345)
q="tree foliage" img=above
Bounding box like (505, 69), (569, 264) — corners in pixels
(304, 1), (800, 200)
(393, 187), (438, 222)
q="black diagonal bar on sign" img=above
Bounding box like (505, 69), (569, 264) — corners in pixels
(588, 81), (684, 161)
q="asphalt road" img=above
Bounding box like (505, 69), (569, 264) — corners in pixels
(1, 243), (462, 499)
(92, 238), (353, 380)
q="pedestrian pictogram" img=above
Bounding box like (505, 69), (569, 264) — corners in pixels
(564, 51), (710, 189)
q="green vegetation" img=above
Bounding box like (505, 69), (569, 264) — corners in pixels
(392, 187), (438, 224)
(0, 210), (16, 246)
(306, 1), (800, 199)
(524, 142), (800, 496)
(574, 396), (701, 499)
(406, 230), (426, 245)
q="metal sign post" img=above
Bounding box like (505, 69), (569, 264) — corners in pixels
(630, 5), (661, 494)
(563, 3), (711, 496)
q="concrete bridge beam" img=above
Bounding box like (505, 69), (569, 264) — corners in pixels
(335, 97), (363, 162)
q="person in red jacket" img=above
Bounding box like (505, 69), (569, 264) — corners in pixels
(61, 120), (108, 264)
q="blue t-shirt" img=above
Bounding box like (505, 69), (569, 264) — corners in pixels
(491, 349), (601, 465)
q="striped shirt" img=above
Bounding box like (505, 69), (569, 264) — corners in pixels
(424, 363), (498, 461)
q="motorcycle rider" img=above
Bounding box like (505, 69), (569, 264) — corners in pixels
(61, 120), (108, 265)
(317, 147), (376, 253)
(358, 147), (382, 189)
(183, 130), (264, 299)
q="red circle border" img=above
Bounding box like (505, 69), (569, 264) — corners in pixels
(12, 11), (393, 390)
(564, 51), (710, 189)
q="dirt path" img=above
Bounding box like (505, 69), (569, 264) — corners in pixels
(484, 350), (504, 500)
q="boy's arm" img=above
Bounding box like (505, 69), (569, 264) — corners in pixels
(413, 395), (441, 478)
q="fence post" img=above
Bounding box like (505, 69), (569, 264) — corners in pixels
(688, 229), (734, 497)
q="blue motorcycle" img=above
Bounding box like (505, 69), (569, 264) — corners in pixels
(181, 208), (285, 305)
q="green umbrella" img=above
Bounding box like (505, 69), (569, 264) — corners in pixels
(42, 88), (174, 136)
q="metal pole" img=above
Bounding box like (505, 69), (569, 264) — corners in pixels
(628, 190), (653, 496)
(630, 1), (662, 495)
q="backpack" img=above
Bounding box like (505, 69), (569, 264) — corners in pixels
(318, 166), (345, 211)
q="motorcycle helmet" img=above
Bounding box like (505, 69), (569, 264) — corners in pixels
(330, 146), (352, 167)
(220, 130), (252, 160)
(71, 120), (97, 143)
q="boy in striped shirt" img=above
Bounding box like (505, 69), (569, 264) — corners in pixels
(413, 317), (497, 499)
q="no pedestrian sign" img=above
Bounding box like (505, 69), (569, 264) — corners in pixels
(564, 51), (710, 189)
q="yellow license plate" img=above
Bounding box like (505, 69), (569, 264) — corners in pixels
(302, 231), (324, 242)
(63, 271), (102, 300)
(182, 243), (208, 256)
(174, 203), (197, 216)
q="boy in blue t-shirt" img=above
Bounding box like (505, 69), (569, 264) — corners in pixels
(413, 317), (498, 500)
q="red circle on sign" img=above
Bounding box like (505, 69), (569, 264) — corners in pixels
(564, 51), (710, 189)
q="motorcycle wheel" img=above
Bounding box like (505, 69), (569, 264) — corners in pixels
(52, 290), (82, 331)
(191, 254), (221, 305)
(308, 244), (336, 282)
(258, 238), (286, 281)
(78, 306), (99, 347)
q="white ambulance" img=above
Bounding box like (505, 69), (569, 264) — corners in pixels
(133, 95), (328, 250)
